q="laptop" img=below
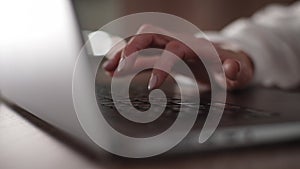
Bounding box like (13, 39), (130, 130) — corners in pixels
(1, 0), (300, 157)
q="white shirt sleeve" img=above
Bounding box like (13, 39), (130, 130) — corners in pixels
(204, 1), (300, 89)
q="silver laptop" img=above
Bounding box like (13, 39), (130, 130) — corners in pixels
(1, 0), (300, 158)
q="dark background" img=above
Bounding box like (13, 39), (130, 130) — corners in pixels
(74, 0), (297, 31)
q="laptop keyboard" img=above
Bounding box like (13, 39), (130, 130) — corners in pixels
(93, 86), (283, 137)
(95, 87), (279, 123)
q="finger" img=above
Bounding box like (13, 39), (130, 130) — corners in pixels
(217, 49), (253, 90)
(103, 30), (161, 73)
(223, 58), (240, 81)
(102, 50), (122, 72)
(124, 24), (173, 56)
(148, 41), (187, 90)
(148, 38), (219, 90)
(117, 25), (174, 73)
(102, 37), (127, 72)
(112, 56), (158, 77)
(104, 32), (169, 74)
(117, 33), (170, 72)
(230, 51), (254, 89)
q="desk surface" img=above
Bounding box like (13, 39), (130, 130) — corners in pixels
(1, 99), (300, 169)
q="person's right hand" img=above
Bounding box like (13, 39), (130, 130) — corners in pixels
(103, 24), (254, 91)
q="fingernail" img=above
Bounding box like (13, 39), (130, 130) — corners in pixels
(233, 59), (241, 73)
(231, 59), (241, 80)
(148, 74), (158, 90)
(117, 57), (126, 72)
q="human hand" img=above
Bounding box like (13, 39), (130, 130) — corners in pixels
(103, 24), (254, 91)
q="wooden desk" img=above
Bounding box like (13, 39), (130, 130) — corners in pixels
(1, 99), (300, 169)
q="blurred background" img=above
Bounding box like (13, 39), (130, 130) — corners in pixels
(73, 0), (297, 31)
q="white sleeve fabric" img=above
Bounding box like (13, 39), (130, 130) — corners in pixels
(204, 1), (300, 89)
